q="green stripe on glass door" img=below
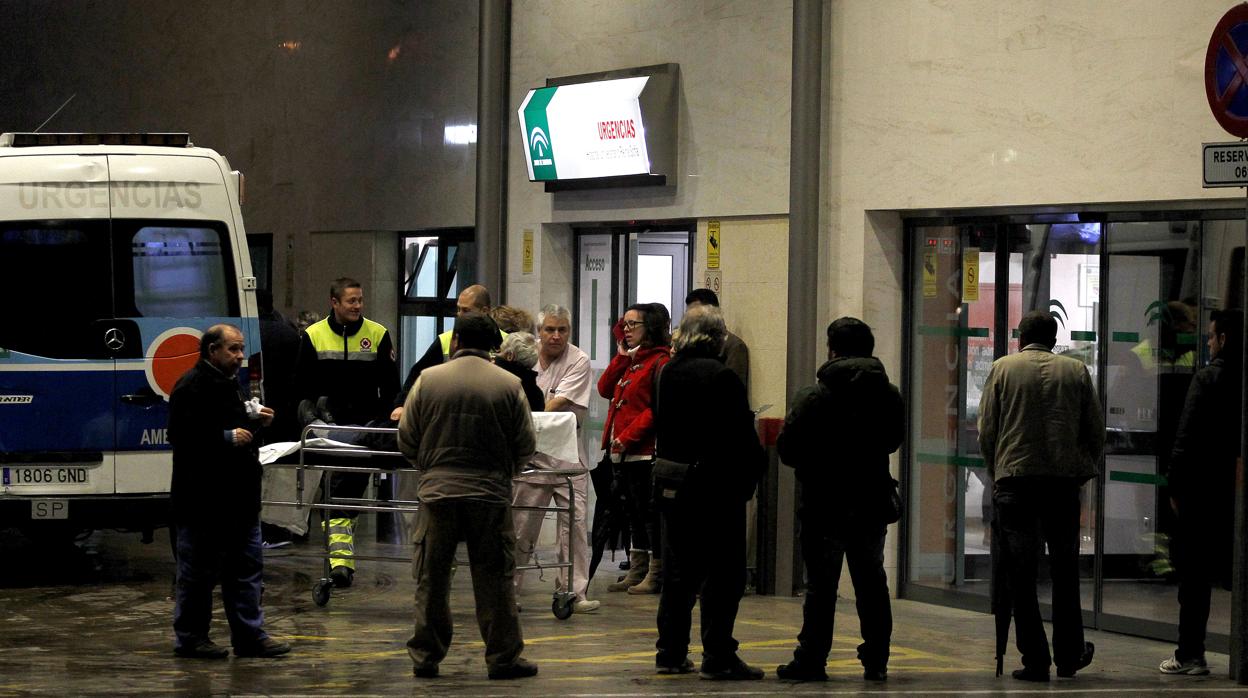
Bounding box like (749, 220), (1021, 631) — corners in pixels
(1109, 471), (1167, 486)
(918, 326), (990, 338)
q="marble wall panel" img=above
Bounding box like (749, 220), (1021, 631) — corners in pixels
(509, 0), (793, 301)
(826, 0), (1243, 332)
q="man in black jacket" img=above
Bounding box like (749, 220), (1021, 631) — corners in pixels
(169, 324), (290, 659)
(775, 317), (903, 682)
(1161, 308), (1244, 675)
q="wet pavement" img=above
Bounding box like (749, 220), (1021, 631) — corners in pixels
(1, 527), (1246, 696)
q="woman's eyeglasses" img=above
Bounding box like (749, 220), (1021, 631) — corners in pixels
(622, 320), (643, 329)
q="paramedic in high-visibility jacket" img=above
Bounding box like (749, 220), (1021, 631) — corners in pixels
(294, 277), (401, 588)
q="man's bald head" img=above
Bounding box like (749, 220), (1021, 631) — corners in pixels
(457, 285), (492, 316)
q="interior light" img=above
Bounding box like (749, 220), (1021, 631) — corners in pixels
(444, 124), (477, 145)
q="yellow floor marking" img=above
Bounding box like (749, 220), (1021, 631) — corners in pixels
(463, 628), (652, 648)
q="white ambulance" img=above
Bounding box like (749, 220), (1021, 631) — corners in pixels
(0, 132), (260, 542)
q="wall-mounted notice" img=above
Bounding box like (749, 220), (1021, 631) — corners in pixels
(707, 220), (721, 270)
(963, 248), (979, 302)
(522, 229), (534, 275)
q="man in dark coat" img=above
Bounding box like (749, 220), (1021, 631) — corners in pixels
(1161, 308), (1244, 675)
(652, 305), (765, 680)
(169, 324), (290, 659)
(775, 317), (904, 682)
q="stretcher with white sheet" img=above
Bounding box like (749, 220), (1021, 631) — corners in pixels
(260, 412), (586, 617)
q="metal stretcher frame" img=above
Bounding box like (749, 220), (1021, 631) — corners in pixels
(262, 423), (584, 618)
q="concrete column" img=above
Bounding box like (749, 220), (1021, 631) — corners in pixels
(475, 0), (510, 299)
(778, 0), (823, 596)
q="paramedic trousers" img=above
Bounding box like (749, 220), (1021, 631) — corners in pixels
(792, 514), (891, 671)
(407, 500), (524, 671)
(994, 476), (1086, 672)
(173, 517), (267, 650)
(655, 498), (746, 667)
(326, 470), (369, 571)
(512, 472), (591, 601)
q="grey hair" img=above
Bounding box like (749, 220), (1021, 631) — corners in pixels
(537, 303), (572, 328)
(671, 304), (726, 356)
(499, 331), (539, 368)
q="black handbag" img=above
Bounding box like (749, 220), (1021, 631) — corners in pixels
(652, 456), (695, 503)
(649, 364), (696, 505)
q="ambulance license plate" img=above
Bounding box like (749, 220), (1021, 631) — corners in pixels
(3, 466), (89, 486)
(31, 499), (69, 520)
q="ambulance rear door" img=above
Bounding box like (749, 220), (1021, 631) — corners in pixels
(108, 152), (256, 495)
(0, 154), (119, 503)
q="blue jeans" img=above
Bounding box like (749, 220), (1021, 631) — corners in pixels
(173, 518), (267, 649)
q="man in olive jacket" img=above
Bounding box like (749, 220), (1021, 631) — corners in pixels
(978, 310), (1103, 682)
(775, 317), (904, 683)
(396, 312), (538, 681)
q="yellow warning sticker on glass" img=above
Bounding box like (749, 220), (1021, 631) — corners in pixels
(923, 250), (938, 298)
(962, 248), (979, 302)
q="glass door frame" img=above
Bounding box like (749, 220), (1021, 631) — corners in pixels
(570, 220), (697, 348)
(899, 207), (1244, 650)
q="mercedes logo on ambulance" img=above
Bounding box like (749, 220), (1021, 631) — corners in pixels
(104, 327), (126, 352)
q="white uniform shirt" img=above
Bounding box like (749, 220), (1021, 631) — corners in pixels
(532, 343), (592, 471)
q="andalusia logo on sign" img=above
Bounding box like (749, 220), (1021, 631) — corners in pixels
(519, 86), (558, 180)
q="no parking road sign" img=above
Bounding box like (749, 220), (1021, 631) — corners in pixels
(1206, 4), (1248, 138)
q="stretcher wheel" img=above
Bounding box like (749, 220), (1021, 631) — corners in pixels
(552, 594), (574, 620)
(313, 578), (333, 607)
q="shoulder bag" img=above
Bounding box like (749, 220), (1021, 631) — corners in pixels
(649, 364), (696, 506)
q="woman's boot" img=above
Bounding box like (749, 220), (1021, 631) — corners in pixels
(628, 556), (662, 594)
(607, 550), (649, 592)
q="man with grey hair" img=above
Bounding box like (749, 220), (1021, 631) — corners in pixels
(511, 304), (600, 613)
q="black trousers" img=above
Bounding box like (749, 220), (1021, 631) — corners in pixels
(994, 476), (1086, 671)
(621, 459), (659, 558)
(792, 514), (891, 671)
(1173, 502), (1230, 661)
(655, 498), (746, 666)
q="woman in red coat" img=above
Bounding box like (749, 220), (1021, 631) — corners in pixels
(598, 302), (671, 594)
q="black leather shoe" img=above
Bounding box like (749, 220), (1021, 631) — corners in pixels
(1012, 666), (1050, 682)
(330, 566), (354, 589)
(656, 658), (694, 675)
(1057, 642), (1094, 678)
(488, 658), (538, 680)
(174, 640), (229, 659)
(700, 657), (764, 680)
(775, 660), (828, 681)
(413, 663), (439, 678)
(234, 637), (291, 658)
(864, 667), (888, 681)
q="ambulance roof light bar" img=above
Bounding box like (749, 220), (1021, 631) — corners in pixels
(0, 132), (193, 148)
